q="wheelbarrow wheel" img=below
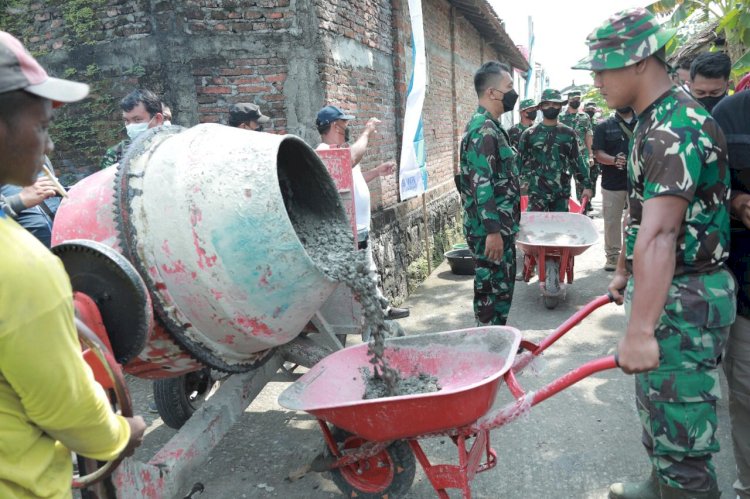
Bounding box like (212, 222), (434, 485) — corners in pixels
(153, 368), (214, 429)
(327, 427), (416, 498)
(544, 259), (560, 310)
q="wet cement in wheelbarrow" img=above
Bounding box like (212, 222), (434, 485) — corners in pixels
(517, 230), (582, 246)
(282, 175), (439, 399)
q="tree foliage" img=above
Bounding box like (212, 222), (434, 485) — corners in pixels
(647, 0), (750, 78)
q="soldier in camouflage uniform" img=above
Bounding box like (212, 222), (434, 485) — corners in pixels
(517, 88), (593, 212)
(574, 8), (735, 499)
(100, 139), (130, 169)
(459, 61), (520, 326)
(507, 98), (537, 150)
(561, 90), (596, 207)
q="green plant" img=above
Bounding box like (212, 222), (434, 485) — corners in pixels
(647, 0), (750, 78)
(55, 0), (106, 44)
(49, 64), (122, 174)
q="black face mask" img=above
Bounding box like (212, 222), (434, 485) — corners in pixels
(584, 110), (595, 118)
(501, 89), (519, 114)
(696, 94), (726, 113)
(343, 126), (351, 143)
(568, 100), (581, 110)
(524, 110), (538, 121)
(616, 107), (633, 115)
(542, 107), (561, 120)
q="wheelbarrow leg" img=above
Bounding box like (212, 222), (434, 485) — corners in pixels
(408, 430), (495, 499)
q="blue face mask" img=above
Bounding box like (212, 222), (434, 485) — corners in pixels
(125, 119), (151, 141)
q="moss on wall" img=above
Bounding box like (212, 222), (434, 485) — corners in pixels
(404, 213), (463, 295)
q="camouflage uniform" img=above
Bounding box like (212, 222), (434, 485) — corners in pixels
(518, 90), (591, 212)
(100, 139), (129, 169)
(459, 106), (520, 326)
(575, 9), (736, 495)
(560, 101), (596, 200)
(507, 98), (537, 150)
(507, 123), (529, 151)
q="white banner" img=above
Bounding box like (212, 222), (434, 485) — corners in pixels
(399, 0), (428, 201)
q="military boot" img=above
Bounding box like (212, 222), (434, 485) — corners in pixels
(608, 469), (661, 499)
(659, 481), (720, 499)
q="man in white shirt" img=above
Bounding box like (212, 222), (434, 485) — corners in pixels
(315, 105), (409, 320)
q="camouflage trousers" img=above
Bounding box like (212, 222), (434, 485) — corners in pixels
(527, 195), (568, 212)
(625, 269), (736, 491)
(467, 233), (516, 326)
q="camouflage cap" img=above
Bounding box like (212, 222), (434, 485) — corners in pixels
(572, 8), (677, 71)
(540, 88), (566, 104)
(519, 98), (537, 110)
(567, 90), (582, 98)
(583, 101), (597, 109)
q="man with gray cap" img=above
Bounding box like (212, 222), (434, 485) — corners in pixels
(0, 31), (146, 497)
(574, 8), (734, 498)
(228, 102), (270, 131)
(315, 105), (408, 320)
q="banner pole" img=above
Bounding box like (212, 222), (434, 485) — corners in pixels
(421, 193), (431, 274)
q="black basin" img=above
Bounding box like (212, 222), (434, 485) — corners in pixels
(444, 249), (475, 275)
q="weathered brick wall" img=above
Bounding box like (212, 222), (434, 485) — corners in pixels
(313, 0), (399, 211)
(1, 0), (322, 182)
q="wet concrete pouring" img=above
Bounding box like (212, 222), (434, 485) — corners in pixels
(283, 173), (439, 398)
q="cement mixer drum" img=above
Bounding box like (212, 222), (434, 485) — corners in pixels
(109, 125), (350, 372)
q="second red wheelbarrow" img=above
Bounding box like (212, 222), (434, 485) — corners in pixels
(279, 294), (618, 498)
(517, 196), (598, 309)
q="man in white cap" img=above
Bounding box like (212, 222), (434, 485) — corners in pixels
(0, 31), (146, 497)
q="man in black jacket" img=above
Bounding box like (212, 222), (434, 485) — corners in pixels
(592, 107), (636, 271)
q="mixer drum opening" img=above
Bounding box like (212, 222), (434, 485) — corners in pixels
(276, 138), (352, 270)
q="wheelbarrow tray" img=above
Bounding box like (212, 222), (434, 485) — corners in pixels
(516, 211), (598, 258)
(278, 327), (521, 442)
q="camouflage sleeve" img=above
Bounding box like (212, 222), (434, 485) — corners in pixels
(466, 126), (507, 234)
(583, 114), (593, 135)
(569, 135), (592, 190)
(100, 146), (119, 170)
(641, 118), (722, 202)
(517, 128), (530, 184)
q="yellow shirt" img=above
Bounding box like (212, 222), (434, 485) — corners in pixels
(0, 213), (130, 498)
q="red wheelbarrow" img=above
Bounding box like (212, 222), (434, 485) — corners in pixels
(279, 294), (618, 498)
(517, 196), (598, 309)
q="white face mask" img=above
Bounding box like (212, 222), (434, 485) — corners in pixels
(125, 120), (151, 141)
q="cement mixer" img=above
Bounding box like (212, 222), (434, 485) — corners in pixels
(52, 124), (364, 497)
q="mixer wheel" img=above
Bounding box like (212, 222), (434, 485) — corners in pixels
(153, 368), (214, 429)
(326, 427), (416, 498)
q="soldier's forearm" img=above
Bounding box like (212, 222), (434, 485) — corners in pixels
(629, 231), (675, 336)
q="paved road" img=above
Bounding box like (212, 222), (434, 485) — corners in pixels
(127, 194), (737, 498)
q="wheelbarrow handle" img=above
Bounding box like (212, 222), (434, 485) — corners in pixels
(530, 293), (614, 356)
(579, 195), (590, 214)
(472, 355), (618, 433)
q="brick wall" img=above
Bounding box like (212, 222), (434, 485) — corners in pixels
(313, 0), (398, 210)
